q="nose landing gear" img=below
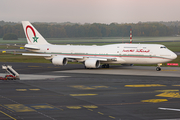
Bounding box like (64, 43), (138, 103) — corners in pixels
(156, 63), (162, 71)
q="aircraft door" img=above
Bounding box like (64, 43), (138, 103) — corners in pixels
(117, 46), (120, 54)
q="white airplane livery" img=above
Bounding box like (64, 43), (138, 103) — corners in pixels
(22, 21), (177, 71)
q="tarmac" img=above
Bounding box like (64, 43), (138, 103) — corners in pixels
(0, 62), (180, 120)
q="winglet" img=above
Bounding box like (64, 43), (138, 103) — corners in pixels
(22, 21), (49, 45)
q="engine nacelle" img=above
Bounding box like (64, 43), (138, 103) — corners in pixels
(84, 59), (100, 68)
(51, 56), (68, 65)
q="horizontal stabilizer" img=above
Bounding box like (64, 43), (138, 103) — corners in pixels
(24, 44), (40, 50)
(25, 46), (40, 50)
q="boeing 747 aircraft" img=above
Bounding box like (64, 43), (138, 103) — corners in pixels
(22, 21), (177, 71)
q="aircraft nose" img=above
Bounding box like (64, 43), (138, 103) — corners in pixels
(171, 52), (177, 59)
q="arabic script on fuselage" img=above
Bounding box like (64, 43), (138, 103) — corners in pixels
(122, 49), (150, 53)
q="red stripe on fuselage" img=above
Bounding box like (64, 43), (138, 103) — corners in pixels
(51, 53), (171, 60)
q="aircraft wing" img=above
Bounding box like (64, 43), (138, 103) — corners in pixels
(22, 53), (84, 59)
(22, 53), (117, 61)
(22, 53), (52, 57)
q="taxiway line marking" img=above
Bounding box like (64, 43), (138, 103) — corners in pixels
(0, 104), (14, 112)
(57, 100), (180, 109)
(70, 94), (98, 96)
(141, 99), (168, 103)
(156, 92), (180, 98)
(155, 90), (179, 92)
(125, 84), (166, 87)
(66, 106), (81, 109)
(98, 112), (104, 115)
(109, 115), (116, 119)
(158, 107), (180, 111)
(16, 89), (27, 91)
(4, 104), (35, 112)
(29, 89), (40, 91)
(161, 70), (178, 71)
(88, 109), (93, 111)
(8, 89), (180, 98)
(0, 110), (16, 120)
(0, 96), (56, 120)
(83, 105), (98, 109)
(16, 89), (40, 91)
(87, 106), (116, 119)
(172, 85), (180, 86)
(46, 103), (63, 111)
(69, 85), (110, 90)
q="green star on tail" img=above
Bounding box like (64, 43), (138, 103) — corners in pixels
(33, 35), (39, 43)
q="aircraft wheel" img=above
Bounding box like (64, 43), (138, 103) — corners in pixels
(102, 64), (105, 68)
(102, 64), (109, 68)
(106, 64), (109, 68)
(156, 67), (161, 71)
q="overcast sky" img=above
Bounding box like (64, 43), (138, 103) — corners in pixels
(1, 0), (180, 24)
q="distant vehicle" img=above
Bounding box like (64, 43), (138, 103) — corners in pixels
(1, 65), (20, 80)
(22, 21), (177, 71)
(0, 75), (18, 80)
(5, 75), (17, 80)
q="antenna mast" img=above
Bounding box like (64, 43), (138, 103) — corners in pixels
(130, 29), (132, 43)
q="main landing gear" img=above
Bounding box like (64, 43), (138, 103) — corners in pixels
(102, 64), (109, 68)
(156, 63), (162, 71)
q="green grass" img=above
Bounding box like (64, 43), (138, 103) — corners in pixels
(0, 45), (21, 49)
(1, 36), (180, 44)
(0, 38), (27, 44)
(0, 53), (51, 63)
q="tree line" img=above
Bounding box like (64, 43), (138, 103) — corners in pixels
(0, 20), (180, 39)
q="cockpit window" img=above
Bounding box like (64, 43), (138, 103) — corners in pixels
(160, 46), (166, 49)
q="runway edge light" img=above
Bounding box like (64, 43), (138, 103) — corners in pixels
(167, 63), (179, 66)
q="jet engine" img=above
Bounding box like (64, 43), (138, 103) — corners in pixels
(51, 56), (68, 65)
(84, 59), (100, 68)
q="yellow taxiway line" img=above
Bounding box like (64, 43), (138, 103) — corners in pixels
(0, 110), (16, 120)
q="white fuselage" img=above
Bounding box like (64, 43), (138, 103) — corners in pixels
(22, 21), (177, 69)
(26, 43), (177, 64)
